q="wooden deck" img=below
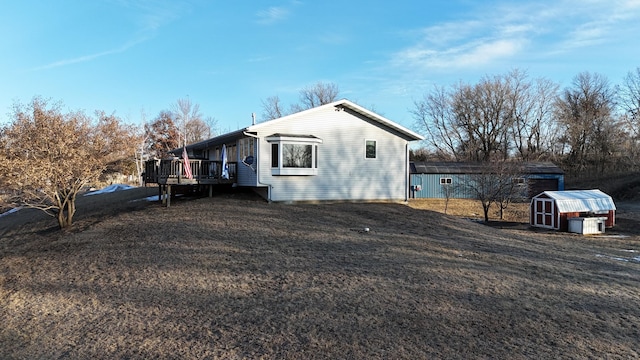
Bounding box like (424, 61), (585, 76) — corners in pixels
(144, 159), (237, 185)
(144, 159), (238, 207)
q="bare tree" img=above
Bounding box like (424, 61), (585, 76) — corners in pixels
(507, 71), (559, 161)
(134, 110), (150, 186)
(185, 118), (210, 144)
(619, 67), (640, 128)
(412, 85), (466, 160)
(413, 70), (561, 163)
(260, 82), (340, 121)
(414, 71), (529, 162)
(555, 72), (618, 175)
(442, 183), (455, 215)
(261, 95), (285, 121)
(295, 81), (340, 110)
(95, 111), (140, 182)
(463, 74), (517, 161)
(145, 110), (180, 159)
(460, 161), (524, 222)
(409, 147), (443, 161)
(0, 97), (136, 229)
(173, 97), (204, 146)
(203, 116), (218, 139)
(618, 67), (640, 169)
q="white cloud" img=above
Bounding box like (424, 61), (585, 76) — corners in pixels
(31, 38), (146, 71)
(394, 38), (525, 70)
(550, 0), (640, 53)
(390, 0), (640, 74)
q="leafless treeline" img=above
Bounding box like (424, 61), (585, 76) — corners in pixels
(412, 68), (640, 177)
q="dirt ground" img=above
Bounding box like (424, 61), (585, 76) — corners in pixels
(1, 187), (639, 359)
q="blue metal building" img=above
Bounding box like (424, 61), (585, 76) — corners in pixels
(409, 162), (564, 199)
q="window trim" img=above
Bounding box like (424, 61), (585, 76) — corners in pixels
(266, 134), (322, 176)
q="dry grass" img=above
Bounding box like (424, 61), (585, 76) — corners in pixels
(408, 198), (530, 223)
(1, 188), (640, 359)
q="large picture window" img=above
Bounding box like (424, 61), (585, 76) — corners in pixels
(267, 134), (322, 175)
(283, 144), (312, 168)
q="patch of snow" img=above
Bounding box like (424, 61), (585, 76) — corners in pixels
(84, 184), (135, 196)
(0, 207), (21, 218)
(128, 195), (161, 203)
(596, 235), (630, 239)
(621, 249), (638, 253)
(596, 254), (636, 263)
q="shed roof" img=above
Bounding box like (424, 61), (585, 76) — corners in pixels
(534, 189), (616, 213)
(410, 161), (564, 175)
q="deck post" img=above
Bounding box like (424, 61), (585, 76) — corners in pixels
(166, 184), (171, 207)
(209, 184), (213, 197)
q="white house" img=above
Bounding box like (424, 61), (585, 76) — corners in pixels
(145, 99), (424, 203)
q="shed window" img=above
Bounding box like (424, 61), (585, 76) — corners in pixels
(266, 134), (322, 176)
(440, 177), (452, 185)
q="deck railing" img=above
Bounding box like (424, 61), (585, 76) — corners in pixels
(144, 159), (237, 184)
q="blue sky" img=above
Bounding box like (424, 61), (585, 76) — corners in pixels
(1, 0), (639, 133)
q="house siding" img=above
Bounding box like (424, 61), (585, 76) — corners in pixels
(252, 106), (409, 202)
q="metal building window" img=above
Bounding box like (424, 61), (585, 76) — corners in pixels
(440, 177), (452, 185)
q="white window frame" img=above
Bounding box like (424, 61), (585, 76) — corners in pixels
(365, 139), (377, 159)
(440, 177), (452, 185)
(266, 135), (322, 176)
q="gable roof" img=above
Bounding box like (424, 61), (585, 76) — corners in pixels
(535, 189), (616, 213)
(410, 161), (564, 175)
(176, 99), (423, 155)
(247, 99), (424, 141)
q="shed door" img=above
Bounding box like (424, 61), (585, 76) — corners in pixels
(535, 199), (555, 228)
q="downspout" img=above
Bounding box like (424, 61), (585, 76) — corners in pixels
(405, 143), (410, 202)
(243, 131), (273, 202)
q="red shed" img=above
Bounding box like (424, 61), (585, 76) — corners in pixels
(530, 189), (616, 231)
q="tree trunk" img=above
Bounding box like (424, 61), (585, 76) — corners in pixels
(56, 196), (76, 229)
(482, 203), (490, 222)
